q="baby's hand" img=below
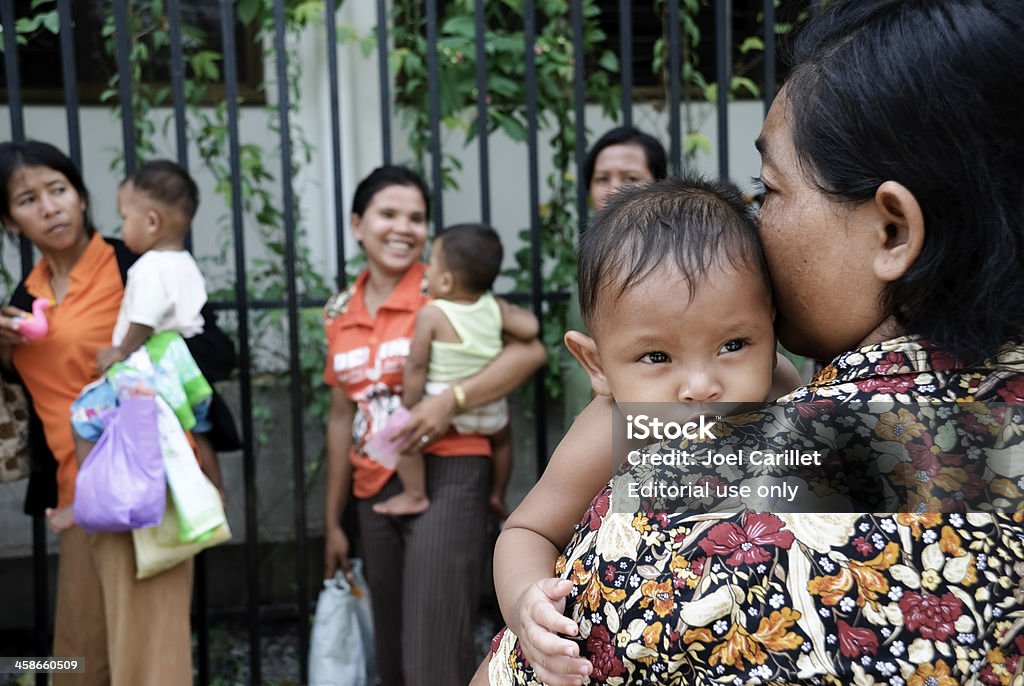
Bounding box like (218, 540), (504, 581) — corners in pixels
(96, 346), (126, 374)
(45, 506), (75, 533)
(512, 578), (592, 685)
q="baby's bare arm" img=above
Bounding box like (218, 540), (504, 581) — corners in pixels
(494, 396), (618, 682)
(402, 306), (441, 408)
(497, 297), (540, 341)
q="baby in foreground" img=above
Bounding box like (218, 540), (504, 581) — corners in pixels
(479, 176), (800, 685)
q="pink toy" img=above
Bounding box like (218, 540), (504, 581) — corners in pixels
(14, 298), (50, 340)
(363, 407), (413, 470)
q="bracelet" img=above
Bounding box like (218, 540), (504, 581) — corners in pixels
(451, 384), (467, 411)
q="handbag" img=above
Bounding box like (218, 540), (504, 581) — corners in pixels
(308, 559), (377, 686)
(72, 395), (166, 531)
(0, 377), (30, 483)
(132, 486), (231, 580)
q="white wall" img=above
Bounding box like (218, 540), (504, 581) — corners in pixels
(0, 8), (769, 294)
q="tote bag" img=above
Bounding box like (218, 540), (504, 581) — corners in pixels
(308, 560), (376, 686)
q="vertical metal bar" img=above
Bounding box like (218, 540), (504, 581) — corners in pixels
(3, 8), (46, 682)
(425, 0), (444, 231)
(271, 1), (311, 681)
(112, 0), (137, 174)
(618, 0), (632, 127)
(668, 0), (682, 173)
(218, 3), (260, 684)
(167, 0), (189, 168)
(31, 517), (46, 686)
(376, 0), (392, 164)
(1, 0), (24, 143)
(571, 0), (587, 232)
(165, 9), (205, 681)
(763, 0), (776, 115)
(167, 0), (194, 255)
(1, 0), (33, 278)
(715, 0), (731, 181)
(325, 0), (347, 288)
(57, 0), (81, 169)
(523, 0), (549, 477)
(473, 0), (491, 225)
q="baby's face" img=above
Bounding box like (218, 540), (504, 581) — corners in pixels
(590, 262), (776, 407)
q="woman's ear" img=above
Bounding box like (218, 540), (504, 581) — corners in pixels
(2, 217), (19, 236)
(871, 180), (925, 282)
(350, 212), (363, 243)
(564, 330), (612, 397)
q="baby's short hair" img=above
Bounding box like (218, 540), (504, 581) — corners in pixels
(124, 159), (199, 221)
(437, 223), (503, 294)
(578, 176), (769, 330)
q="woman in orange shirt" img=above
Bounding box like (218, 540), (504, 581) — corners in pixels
(322, 165), (546, 685)
(0, 140), (223, 686)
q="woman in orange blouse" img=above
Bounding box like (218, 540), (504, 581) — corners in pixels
(322, 165), (545, 685)
(0, 140), (194, 685)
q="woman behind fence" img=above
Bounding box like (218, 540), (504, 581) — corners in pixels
(485, 0), (1024, 683)
(562, 126), (668, 429)
(321, 165), (545, 685)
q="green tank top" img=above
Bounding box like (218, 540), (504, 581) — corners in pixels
(427, 292), (503, 382)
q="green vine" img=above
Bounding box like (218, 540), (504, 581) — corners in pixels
(381, 0), (787, 400)
(386, 0), (620, 399)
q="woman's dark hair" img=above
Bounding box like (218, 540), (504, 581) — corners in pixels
(785, 0), (1024, 364)
(350, 165), (430, 219)
(0, 140), (96, 236)
(437, 223), (503, 294)
(578, 175), (767, 330)
(582, 127), (668, 191)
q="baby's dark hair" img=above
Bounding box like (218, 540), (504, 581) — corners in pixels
(123, 159), (199, 221)
(437, 223), (503, 294)
(578, 176), (768, 329)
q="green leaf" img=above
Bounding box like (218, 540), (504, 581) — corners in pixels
(598, 50), (618, 73)
(237, 0), (262, 26)
(730, 75), (760, 98)
(491, 111), (527, 142)
(442, 15), (475, 38)
(739, 36), (764, 54)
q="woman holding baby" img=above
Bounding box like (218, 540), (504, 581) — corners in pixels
(483, 0), (1024, 683)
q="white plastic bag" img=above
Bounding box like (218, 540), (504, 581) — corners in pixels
(308, 559), (376, 686)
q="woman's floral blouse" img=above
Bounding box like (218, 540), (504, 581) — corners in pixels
(492, 337), (1024, 685)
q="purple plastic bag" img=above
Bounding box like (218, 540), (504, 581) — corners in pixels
(73, 395), (166, 532)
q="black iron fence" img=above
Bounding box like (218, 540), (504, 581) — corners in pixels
(0, 1), (810, 683)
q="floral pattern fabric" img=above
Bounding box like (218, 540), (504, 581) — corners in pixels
(492, 336), (1024, 686)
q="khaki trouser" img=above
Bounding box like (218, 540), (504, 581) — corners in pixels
(52, 527), (193, 686)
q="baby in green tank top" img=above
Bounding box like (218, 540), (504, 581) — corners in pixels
(372, 224), (539, 517)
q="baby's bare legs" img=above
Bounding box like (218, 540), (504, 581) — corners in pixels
(372, 448), (430, 516)
(489, 424), (512, 520)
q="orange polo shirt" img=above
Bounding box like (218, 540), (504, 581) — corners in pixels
(323, 262), (490, 498)
(12, 232), (124, 508)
